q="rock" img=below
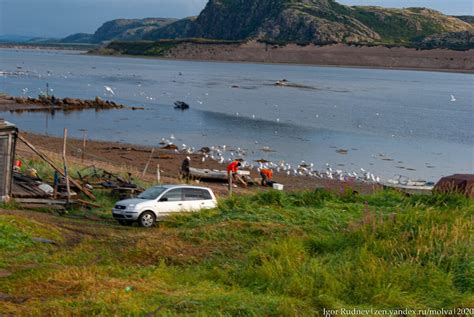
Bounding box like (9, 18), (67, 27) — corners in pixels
(161, 144), (178, 150)
(174, 101), (190, 110)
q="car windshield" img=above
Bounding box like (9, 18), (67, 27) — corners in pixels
(137, 187), (167, 200)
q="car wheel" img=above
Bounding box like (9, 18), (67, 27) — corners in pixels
(118, 220), (133, 226)
(138, 211), (156, 228)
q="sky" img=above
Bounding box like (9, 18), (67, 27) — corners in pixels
(0, 0), (472, 38)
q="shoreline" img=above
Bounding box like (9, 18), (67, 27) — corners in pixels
(2, 45), (473, 74)
(87, 51), (474, 74)
(91, 42), (474, 74)
(17, 132), (382, 197)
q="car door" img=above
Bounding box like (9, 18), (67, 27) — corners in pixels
(157, 188), (184, 214)
(183, 188), (214, 211)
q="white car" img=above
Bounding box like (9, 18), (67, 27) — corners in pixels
(112, 185), (218, 227)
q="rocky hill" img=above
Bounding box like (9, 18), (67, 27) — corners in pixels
(65, 0), (472, 49)
(417, 30), (474, 50)
(145, 0), (472, 46)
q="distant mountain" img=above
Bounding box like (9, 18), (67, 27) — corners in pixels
(65, 0), (473, 49)
(455, 16), (474, 25)
(60, 33), (94, 44)
(145, 0), (472, 46)
(0, 35), (34, 43)
(90, 18), (177, 43)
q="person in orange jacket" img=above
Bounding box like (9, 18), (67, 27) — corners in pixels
(260, 168), (274, 186)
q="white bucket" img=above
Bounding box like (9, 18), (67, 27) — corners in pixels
(272, 183), (284, 191)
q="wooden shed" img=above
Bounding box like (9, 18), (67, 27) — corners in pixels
(0, 119), (18, 202)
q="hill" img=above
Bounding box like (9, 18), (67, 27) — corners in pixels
(144, 0), (472, 46)
(90, 18), (177, 43)
(59, 18), (178, 44)
(64, 1), (473, 48)
(456, 15), (474, 25)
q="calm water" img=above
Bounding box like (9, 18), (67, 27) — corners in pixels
(1, 48), (473, 181)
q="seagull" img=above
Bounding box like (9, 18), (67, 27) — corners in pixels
(450, 95), (456, 102)
(104, 86), (115, 96)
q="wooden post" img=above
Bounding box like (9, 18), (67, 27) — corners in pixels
(228, 172), (233, 196)
(156, 164), (161, 184)
(62, 128), (71, 202)
(80, 129), (87, 163)
(142, 148), (155, 177)
(18, 135), (96, 200)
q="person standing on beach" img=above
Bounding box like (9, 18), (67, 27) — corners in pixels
(181, 156), (191, 180)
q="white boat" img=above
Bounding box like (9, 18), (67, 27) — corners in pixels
(189, 167), (250, 181)
(384, 175), (434, 195)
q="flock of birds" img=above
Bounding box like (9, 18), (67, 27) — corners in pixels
(159, 134), (382, 183)
(5, 67), (460, 185)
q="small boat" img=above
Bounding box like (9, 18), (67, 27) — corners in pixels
(384, 175), (434, 195)
(189, 167), (250, 181)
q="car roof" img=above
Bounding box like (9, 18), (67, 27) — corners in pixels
(155, 185), (213, 191)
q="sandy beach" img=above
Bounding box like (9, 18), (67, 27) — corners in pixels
(97, 41), (474, 73)
(17, 132), (381, 198)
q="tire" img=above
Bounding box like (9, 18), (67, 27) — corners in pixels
(138, 211), (156, 228)
(118, 220), (133, 226)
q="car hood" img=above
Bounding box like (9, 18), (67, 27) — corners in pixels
(116, 198), (149, 206)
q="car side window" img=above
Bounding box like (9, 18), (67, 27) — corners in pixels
(160, 189), (183, 202)
(184, 188), (212, 201)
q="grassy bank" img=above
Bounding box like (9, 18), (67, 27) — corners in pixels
(1, 185), (472, 315)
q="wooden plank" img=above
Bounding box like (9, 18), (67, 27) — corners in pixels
(62, 128), (71, 202)
(74, 199), (102, 209)
(14, 198), (67, 205)
(17, 135), (96, 200)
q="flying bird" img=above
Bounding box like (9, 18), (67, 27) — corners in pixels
(104, 86), (115, 96)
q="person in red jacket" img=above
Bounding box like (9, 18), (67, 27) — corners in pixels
(260, 168), (273, 186)
(227, 160), (241, 175)
(227, 160), (245, 186)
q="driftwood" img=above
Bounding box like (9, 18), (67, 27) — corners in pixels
(18, 135), (96, 200)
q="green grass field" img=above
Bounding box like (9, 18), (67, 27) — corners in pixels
(1, 187), (472, 316)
